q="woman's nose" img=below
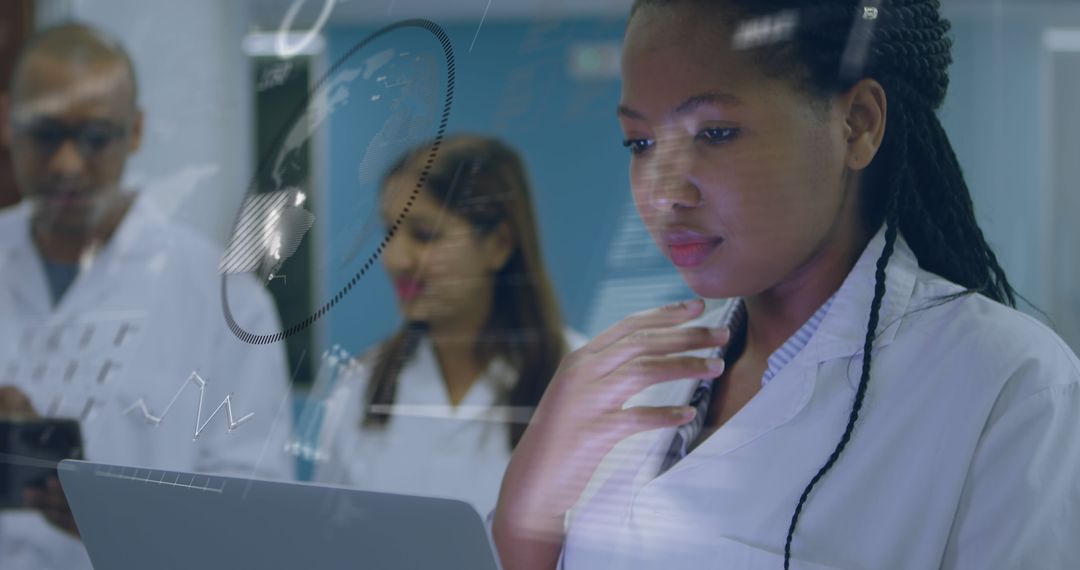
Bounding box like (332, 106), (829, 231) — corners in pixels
(644, 144), (703, 212)
(382, 232), (420, 274)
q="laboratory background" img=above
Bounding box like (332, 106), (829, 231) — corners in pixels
(1, 0), (1077, 474)
(0, 0), (1077, 566)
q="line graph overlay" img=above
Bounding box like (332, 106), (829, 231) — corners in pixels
(123, 372), (255, 440)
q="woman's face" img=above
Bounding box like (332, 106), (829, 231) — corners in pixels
(619, 4), (863, 299)
(380, 176), (509, 327)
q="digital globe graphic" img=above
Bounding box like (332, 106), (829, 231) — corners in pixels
(221, 19), (456, 345)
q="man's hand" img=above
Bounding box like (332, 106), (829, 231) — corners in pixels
(0, 386), (38, 419)
(25, 477), (80, 537)
(1, 387), (79, 536)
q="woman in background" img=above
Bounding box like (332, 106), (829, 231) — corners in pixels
(313, 134), (584, 516)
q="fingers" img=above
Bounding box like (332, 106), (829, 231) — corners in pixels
(582, 325), (728, 381)
(40, 506), (80, 536)
(593, 355), (725, 407)
(0, 386), (38, 418)
(25, 478), (79, 536)
(595, 406), (697, 443)
(24, 479), (68, 511)
(584, 299), (707, 354)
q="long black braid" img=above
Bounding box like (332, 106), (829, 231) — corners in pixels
(782, 111), (903, 566)
(629, 0), (1019, 566)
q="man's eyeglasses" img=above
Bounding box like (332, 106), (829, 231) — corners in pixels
(12, 119), (130, 159)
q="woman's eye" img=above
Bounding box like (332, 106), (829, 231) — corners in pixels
(411, 227), (438, 243)
(622, 138), (654, 155)
(697, 127), (740, 145)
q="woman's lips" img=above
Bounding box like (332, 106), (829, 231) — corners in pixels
(393, 278), (425, 301)
(663, 230), (723, 268)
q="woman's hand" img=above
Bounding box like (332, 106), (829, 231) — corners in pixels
(493, 299), (729, 570)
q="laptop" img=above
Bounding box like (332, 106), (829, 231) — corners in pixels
(58, 460), (502, 569)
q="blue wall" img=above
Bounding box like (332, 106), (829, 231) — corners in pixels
(322, 19), (633, 355)
(938, 14), (1051, 310)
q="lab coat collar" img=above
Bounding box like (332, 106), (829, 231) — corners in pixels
(611, 226), (921, 481)
(0, 194), (172, 317)
(0, 193), (168, 262)
(626, 224), (918, 407)
(404, 335), (515, 423)
(0, 201), (34, 258)
(413, 335), (518, 392)
(812, 225), (919, 363)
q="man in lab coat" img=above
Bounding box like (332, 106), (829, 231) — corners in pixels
(0, 23), (294, 569)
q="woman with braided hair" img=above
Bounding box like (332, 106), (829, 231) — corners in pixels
(493, 0), (1080, 568)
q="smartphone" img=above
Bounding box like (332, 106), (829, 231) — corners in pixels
(0, 419), (84, 509)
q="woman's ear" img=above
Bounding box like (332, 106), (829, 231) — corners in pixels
(841, 78), (887, 171)
(482, 221), (514, 272)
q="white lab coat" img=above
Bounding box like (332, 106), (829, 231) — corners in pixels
(0, 197), (294, 570)
(560, 229), (1080, 569)
(314, 330), (586, 517)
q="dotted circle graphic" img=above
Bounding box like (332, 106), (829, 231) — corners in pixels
(223, 19), (456, 345)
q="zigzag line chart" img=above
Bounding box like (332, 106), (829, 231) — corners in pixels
(123, 372), (254, 441)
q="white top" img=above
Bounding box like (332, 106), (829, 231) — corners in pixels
(314, 330), (587, 517)
(0, 197), (294, 570)
(561, 229), (1080, 569)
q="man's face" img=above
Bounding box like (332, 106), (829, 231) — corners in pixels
(2, 55), (141, 235)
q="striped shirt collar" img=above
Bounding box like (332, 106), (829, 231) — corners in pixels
(724, 294), (837, 387)
(658, 294), (837, 474)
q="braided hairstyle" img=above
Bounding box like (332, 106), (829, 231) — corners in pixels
(629, 0), (1018, 566)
